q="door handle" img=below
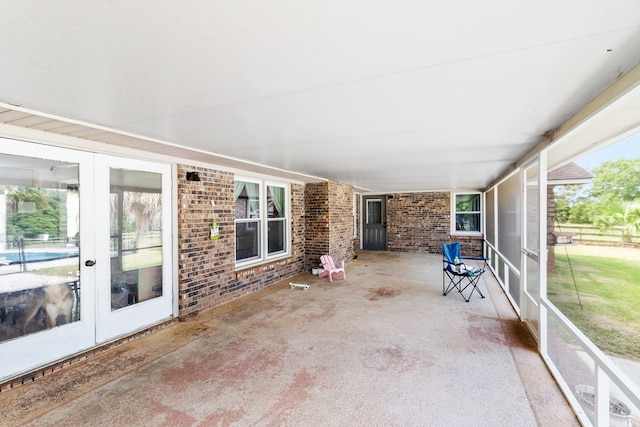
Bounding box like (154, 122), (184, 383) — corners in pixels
(521, 249), (539, 261)
(85, 260), (96, 267)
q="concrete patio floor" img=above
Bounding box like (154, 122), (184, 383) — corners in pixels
(1, 251), (579, 426)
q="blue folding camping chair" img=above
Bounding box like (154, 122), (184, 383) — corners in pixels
(442, 242), (489, 302)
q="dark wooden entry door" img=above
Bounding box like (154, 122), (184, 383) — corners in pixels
(362, 196), (386, 250)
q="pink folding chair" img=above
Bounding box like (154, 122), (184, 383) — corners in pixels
(318, 255), (346, 282)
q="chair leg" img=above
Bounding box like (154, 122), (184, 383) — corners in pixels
(443, 275), (463, 296)
(459, 275), (485, 302)
(443, 270), (485, 302)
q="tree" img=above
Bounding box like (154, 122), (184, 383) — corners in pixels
(594, 201), (640, 245)
(5, 187), (49, 213)
(568, 202), (594, 224)
(554, 184), (594, 224)
(554, 191), (571, 223)
(5, 187), (62, 239)
(590, 159), (640, 204)
(110, 190), (162, 248)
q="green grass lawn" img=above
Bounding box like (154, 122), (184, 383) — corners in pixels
(123, 249), (162, 270)
(548, 245), (640, 360)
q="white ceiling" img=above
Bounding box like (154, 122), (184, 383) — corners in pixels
(1, 1), (640, 192)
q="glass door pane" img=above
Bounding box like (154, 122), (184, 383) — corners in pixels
(0, 154), (81, 341)
(110, 169), (163, 311)
(366, 199), (382, 224)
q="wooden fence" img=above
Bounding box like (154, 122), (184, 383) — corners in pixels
(555, 224), (640, 247)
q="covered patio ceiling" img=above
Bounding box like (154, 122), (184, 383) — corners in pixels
(1, 1), (640, 192)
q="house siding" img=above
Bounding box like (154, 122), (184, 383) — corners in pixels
(177, 165), (306, 318)
(385, 192), (483, 256)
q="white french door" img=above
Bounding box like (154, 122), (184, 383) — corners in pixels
(94, 155), (173, 343)
(0, 139), (96, 380)
(0, 139), (173, 381)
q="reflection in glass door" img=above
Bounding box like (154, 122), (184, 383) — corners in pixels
(0, 154), (81, 342)
(110, 169), (163, 311)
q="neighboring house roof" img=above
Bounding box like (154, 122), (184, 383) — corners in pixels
(547, 162), (594, 185)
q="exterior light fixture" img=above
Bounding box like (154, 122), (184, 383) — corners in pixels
(186, 171), (201, 182)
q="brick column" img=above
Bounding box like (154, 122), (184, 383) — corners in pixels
(305, 181), (354, 270)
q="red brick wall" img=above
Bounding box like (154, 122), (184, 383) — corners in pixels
(453, 235), (484, 257)
(178, 167), (485, 318)
(328, 181), (355, 264)
(305, 181), (354, 270)
(304, 182), (329, 270)
(384, 192), (483, 256)
(177, 165), (305, 318)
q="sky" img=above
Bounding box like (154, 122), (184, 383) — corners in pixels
(575, 131), (640, 171)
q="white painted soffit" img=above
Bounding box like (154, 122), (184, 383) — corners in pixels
(0, 104), (336, 188)
(3, 1), (640, 194)
(490, 62), (640, 187)
(545, 66), (640, 170)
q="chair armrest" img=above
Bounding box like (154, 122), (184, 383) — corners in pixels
(461, 256), (490, 261)
(337, 260), (345, 268)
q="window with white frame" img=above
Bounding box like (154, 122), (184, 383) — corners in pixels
(452, 192), (482, 233)
(234, 178), (289, 265)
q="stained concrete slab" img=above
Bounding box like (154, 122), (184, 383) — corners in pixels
(0, 251), (579, 426)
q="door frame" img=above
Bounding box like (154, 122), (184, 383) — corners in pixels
(521, 156), (545, 343)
